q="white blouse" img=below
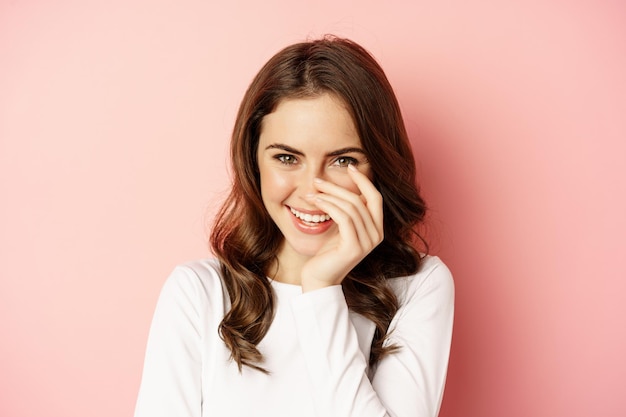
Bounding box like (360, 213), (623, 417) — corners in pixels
(134, 255), (454, 417)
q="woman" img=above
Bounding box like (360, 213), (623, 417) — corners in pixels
(134, 36), (454, 417)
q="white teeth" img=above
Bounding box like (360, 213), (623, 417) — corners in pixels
(290, 207), (331, 223)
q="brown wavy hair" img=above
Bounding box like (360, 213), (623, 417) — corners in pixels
(210, 36), (428, 373)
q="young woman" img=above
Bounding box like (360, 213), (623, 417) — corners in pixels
(134, 36), (454, 417)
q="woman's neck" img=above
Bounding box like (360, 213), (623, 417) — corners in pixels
(269, 242), (309, 285)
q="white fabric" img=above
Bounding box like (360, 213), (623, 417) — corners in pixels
(134, 255), (454, 417)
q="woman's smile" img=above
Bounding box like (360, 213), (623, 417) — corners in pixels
(256, 93), (372, 260)
(287, 205), (334, 234)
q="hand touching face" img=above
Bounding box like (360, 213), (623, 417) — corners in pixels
(257, 94), (383, 288)
(299, 164), (384, 291)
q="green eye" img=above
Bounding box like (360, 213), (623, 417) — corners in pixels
(276, 154), (297, 165)
(334, 156), (358, 168)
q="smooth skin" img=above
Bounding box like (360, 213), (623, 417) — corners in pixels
(257, 93), (384, 292)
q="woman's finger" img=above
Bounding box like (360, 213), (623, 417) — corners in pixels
(312, 168), (384, 239)
(311, 178), (380, 245)
(347, 165), (384, 235)
(312, 193), (375, 249)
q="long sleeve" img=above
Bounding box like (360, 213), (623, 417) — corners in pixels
(290, 257), (455, 417)
(134, 267), (203, 417)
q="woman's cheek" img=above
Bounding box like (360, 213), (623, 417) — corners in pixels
(268, 169), (292, 188)
(326, 165), (373, 194)
(259, 164), (293, 203)
(326, 171), (361, 193)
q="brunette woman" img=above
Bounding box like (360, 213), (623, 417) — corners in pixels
(134, 36), (454, 417)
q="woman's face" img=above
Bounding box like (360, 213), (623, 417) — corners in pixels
(257, 93), (373, 264)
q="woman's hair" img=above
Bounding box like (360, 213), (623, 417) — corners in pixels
(210, 35), (428, 373)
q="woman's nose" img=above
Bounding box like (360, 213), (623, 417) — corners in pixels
(298, 164), (325, 195)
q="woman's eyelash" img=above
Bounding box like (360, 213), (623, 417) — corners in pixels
(273, 154), (361, 167)
(275, 154), (298, 165)
(333, 156), (359, 167)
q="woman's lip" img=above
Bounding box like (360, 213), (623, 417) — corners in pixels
(286, 205), (327, 216)
(286, 206), (334, 234)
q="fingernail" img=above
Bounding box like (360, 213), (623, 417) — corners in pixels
(304, 193), (316, 199)
(313, 177), (324, 184)
(348, 164), (357, 172)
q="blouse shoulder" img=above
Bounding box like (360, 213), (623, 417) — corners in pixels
(387, 255), (455, 311)
(159, 258), (228, 313)
(173, 258), (223, 283)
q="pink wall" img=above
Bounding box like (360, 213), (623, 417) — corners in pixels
(1, 1), (624, 416)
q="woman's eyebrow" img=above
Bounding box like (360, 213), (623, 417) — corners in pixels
(326, 147), (366, 157)
(265, 143), (304, 156)
(265, 144), (366, 157)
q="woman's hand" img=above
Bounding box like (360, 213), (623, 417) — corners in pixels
(300, 164), (384, 292)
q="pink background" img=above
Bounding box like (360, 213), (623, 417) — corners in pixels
(1, 1), (625, 416)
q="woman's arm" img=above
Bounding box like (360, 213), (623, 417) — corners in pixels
(134, 267), (203, 417)
(291, 258), (454, 417)
(372, 260), (455, 416)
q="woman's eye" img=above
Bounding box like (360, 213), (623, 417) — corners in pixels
(333, 156), (359, 168)
(276, 154), (298, 165)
